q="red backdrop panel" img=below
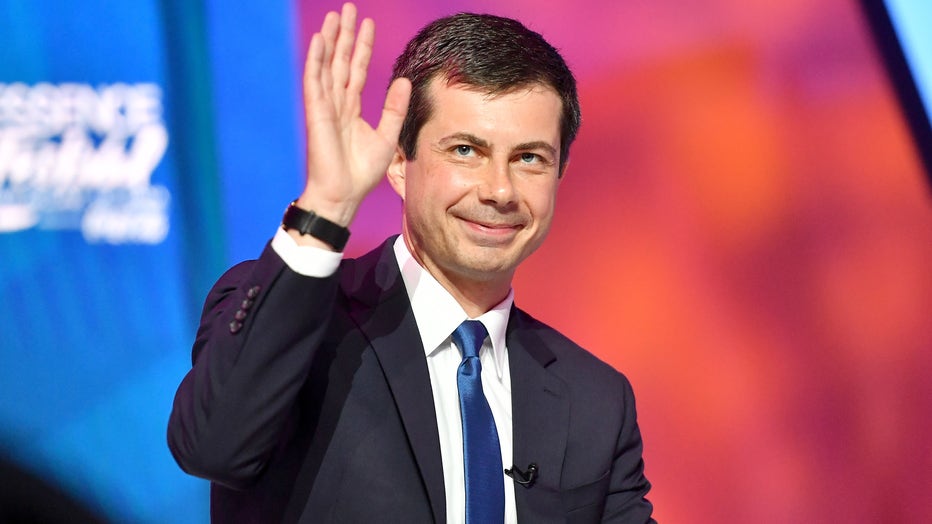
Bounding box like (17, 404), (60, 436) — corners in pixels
(296, 1), (932, 521)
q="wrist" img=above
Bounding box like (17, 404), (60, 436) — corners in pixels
(281, 200), (351, 251)
(294, 194), (358, 228)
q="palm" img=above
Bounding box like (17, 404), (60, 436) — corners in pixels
(300, 3), (410, 225)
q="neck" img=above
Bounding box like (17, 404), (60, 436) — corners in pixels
(436, 271), (512, 319)
(403, 243), (513, 318)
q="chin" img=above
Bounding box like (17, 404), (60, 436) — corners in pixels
(452, 251), (524, 280)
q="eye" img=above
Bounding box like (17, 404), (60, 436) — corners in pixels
(454, 145), (474, 156)
(519, 152), (540, 163)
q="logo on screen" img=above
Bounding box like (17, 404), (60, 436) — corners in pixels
(0, 82), (170, 244)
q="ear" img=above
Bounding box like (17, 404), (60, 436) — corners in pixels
(387, 147), (407, 199)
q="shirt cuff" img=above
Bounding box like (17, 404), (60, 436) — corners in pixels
(271, 227), (343, 278)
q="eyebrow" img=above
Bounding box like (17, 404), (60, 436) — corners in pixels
(439, 133), (557, 157)
(514, 141), (557, 158)
(439, 132), (489, 149)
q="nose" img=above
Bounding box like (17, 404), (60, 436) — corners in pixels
(477, 161), (516, 208)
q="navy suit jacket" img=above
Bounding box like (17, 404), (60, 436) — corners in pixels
(168, 237), (653, 523)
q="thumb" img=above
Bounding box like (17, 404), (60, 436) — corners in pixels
(375, 77), (412, 145)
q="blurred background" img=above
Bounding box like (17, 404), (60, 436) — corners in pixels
(1, 0), (930, 522)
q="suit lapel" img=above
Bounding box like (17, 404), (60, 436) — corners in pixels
(342, 241), (572, 522)
(507, 308), (570, 522)
(343, 239), (446, 524)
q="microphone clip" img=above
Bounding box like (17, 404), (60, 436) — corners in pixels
(505, 463), (538, 488)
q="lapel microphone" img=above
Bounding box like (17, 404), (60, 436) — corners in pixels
(504, 463), (538, 488)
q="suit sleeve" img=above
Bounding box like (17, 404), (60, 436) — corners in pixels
(602, 377), (656, 523)
(166, 242), (339, 489)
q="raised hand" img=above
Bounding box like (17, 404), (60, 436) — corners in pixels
(295, 2), (411, 242)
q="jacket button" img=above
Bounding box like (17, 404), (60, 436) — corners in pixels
(234, 310), (247, 321)
(247, 285), (261, 299)
(229, 320), (243, 334)
(241, 299), (254, 310)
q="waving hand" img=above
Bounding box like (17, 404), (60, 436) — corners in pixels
(294, 3), (411, 245)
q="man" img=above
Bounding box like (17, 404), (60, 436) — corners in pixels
(168, 3), (654, 523)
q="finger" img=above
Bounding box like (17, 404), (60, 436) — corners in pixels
(319, 10), (340, 94)
(304, 33), (324, 107)
(331, 3), (358, 110)
(345, 17), (374, 115)
(375, 77), (412, 146)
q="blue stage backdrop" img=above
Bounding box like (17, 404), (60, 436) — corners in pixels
(0, 0), (301, 521)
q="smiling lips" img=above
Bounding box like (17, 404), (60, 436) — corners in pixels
(457, 215), (525, 242)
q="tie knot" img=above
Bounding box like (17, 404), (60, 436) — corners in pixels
(452, 320), (488, 359)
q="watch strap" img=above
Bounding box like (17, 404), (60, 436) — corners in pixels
(281, 201), (350, 251)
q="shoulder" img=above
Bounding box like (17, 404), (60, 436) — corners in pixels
(509, 308), (635, 399)
(336, 236), (403, 297)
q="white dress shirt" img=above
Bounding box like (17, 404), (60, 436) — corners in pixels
(271, 229), (517, 523)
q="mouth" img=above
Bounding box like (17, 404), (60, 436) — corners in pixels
(456, 215), (525, 243)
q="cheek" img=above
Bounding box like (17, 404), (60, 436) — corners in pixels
(410, 159), (449, 192)
(402, 171), (434, 206)
(525, 182), (559, 221)
(425, 166), (474, 206)
(405, 177), (454, 222)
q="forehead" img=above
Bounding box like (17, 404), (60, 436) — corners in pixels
(419, 78), (562, 145)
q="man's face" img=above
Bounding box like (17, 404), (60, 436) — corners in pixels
(388, 78), (563, 291)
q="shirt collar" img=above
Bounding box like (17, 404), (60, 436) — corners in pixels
(393, 236), (513, 379)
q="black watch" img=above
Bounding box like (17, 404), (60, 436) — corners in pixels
(281, 200), (350, 251)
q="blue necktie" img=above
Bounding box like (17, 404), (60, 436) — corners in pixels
(453, 320), (505, 524)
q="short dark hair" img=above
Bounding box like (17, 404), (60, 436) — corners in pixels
(391, 13), (581, 174)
